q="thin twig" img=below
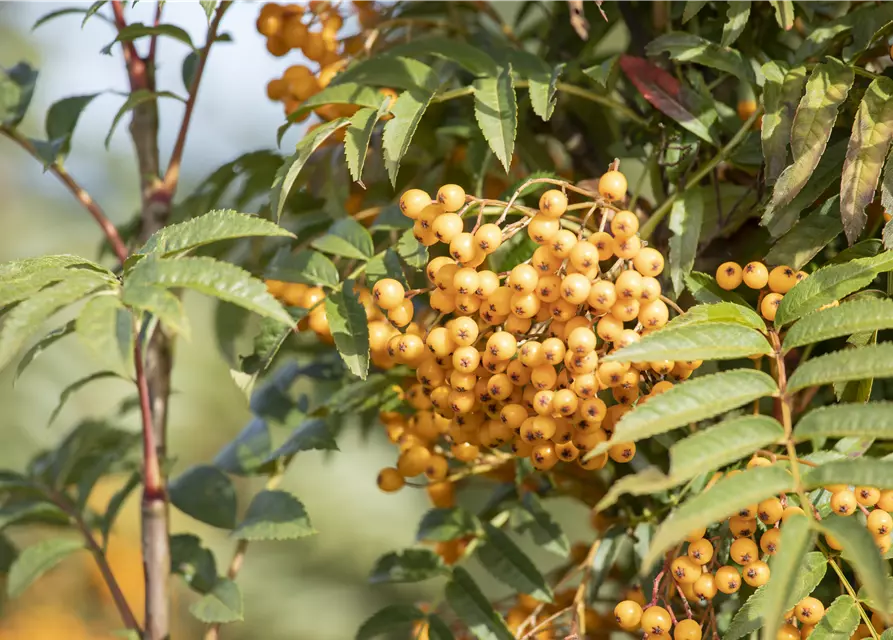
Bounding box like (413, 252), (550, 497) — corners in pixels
(659, 295), (684, 316)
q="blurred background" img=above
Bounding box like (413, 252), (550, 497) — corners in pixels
(0, 2), (595, 638)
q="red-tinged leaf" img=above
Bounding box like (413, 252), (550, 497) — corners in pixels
(619, 55), (715, 144)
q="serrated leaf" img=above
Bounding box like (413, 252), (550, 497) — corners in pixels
(775, 250), (893, 326)
(121, 284), (190, 337)
(769, 59), (854, 210)
(760, 514), (815, 640)
(795, 403), (893, 441)
(75, 295), (132, 375)
(417, 508), (480, 542)
(445, 567), (514, 640)
(265, 418), (338, 463)
(369, 548), (447, 584)
(170, 533), (217, 594)
(473, 67), (517, 172)
(529, 63), (564, 122)
(583, 56), (617, 89)
(395, 230), (427, 269)
(311, 219), (373, 260)
(0, 275), (109, 372)
(593, 369), (778, 454)
(646, 32), (754, 84)
(169, 465), (236, 529)
(125, 255), (293, 326)
(189, 579), (243, 624)
(334, 56), (437, 92)
(324, 284), (370, 379)
(722, 1), (751, 46)
(365, 250), (406, 287)
(666, 302), (765, 332)
(0, 62), (38, 128)
(265, 249), (339, 289)
(841, 77), (893, 244)
(809, 596), (861, 640)
(684, 271), (750, 306)
(356, 604), (426, 640)
(761, 62), (808, 185)
(233, 490), (315, 541)
(644, 466), (794, 569)
(344, 101), (387, 182)
(14, 321), (75, 384)
(48, 371), (123, 426)
(105, 90), (184, 147)
(516, 493), (569, 557)
(725, 552), (827, 640)
(597, 415), (785, 511)
(770, 0), (795, 29)
(7, 538), (83, 599)
(784, 299), (893, 350)
(271, 118), (350, 221)
(386, 37), (499, 77)
(786, 343), (893, 393)
(814, 516), (892, 616)
(803, 458), (893, 490)
(382, 87), (436, 186)
(668, 188), (704, 297)
(477, 522), (552, 602)
(766, 196), (842, 270)
(604, 322), (771, 363)
(488, 230), (537, 273)
(139, 209), (293, 256)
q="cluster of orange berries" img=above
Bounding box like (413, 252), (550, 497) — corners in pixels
(715, 260), (808, 321)
(258, 2), (388, 119)
(373, 172), (706, 494)
(824, 484), (893, 554)
(263, 280), (334, 342)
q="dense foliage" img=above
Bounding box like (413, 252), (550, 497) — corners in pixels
(2, 1), (893, 639)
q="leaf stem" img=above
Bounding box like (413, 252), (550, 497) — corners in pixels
(821, 544), (880, 640)
(640, 105), (763, 240)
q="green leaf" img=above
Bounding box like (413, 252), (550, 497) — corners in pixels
(75, 295), (132, 375)
(786, 343), (893, 393)
(265, 249), (339, 289)
(665, 302), (765, 332)
(170, 533), (217, 594)
(42, 93), (100, 162)
(427, 614), (455, 640)
(344, 101), (387, 183)
(725, 552), (827, 640)
(583, 56), (617, 89)
(682, 0), (709, 22)
(769, 59), (854, 210)
(382, 87), (437, 187)
(103, 22), (194, 54)
(14, 321), (75, 384)
(139, 209), (293, 256)
(476, 522), (553, 602)
(644, 466), (794, 569)
(121, 284), (190, 338)
(841, 77), (893, 244)
(334, 56), (437, 92)
(288, 83), (384, 123)
(125, 255), (293, 326)
(365, 250), (406, 287)
(233, 490), (315, 541)
(99, 471), (140, 544)
(311, 219), (373, 260)
(760, 514), (815, 640)
(213, 417), (271, 476)
(668, 188), (704, 297)
(765, 196), (842, 270)
(645, 33), (754, 84)
(761, 63), (808, 185)
(271, 118), (350, 221)
(529, 63), (564, 122)
(770, 0), (795, 29)
(369, 548), (447, 584)
(516, 493), (570, 558)
(795, 403), (893, 441)
(803, 459), (893, 490)
(784, 299), (893, 350)
(169, 465), (237, 529)
(32, 6), (111, 30)
(417, 508), (480, 542)
(488, 230), (537, 273)
(589, 527), (633, 595)
(0, 275), (109, 372)
(7, 538), (83, 599)
(48, 371), (123, 425)
(356, 604), (426, 640)
(473, 67), (517, 172)
(83, 1), (109, 27)
(189, 579), (243, 624)
(265, 418), (338, 463)
(722, 1), (751, 46)
(395, 230), (428, 269)
(594, 369), (778, 453)
(808, 596), (861, 640)
(604, 322), (771, 363)
(775, 251), (893, 326)
(199, 0), (217, 21)
(684, 271), (749, 306)
(0, 62), (38, 127)
(105, 89), (185, 147)
(324, 284), (370, 379)
(813, 516), (892, 616)
(445, 567), (514, 640)
(386, 37), (499, 77)
(597, 415), (785, 511)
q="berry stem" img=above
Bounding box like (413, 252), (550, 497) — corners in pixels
(650, 569), (666, 606)
(674, 583), (694, 619)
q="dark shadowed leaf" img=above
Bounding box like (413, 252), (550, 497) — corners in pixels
(668, 188), (704, 297)
(445, 567), (514, 640)
(760, 514), (815, 640)
(646, 32), (754, 84)
(369, 548), (448, 584)
(765, 196), (842, 269)
(169, 465), (237, 529)
(761, 62), (808, 185)
(476, 522), (553, 602)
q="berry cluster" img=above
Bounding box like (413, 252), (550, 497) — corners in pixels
(370, 171), (703, 494)
(715, 261), (808, 321)
(263, 281), (334, 343)
(258, 2), (390, 120)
